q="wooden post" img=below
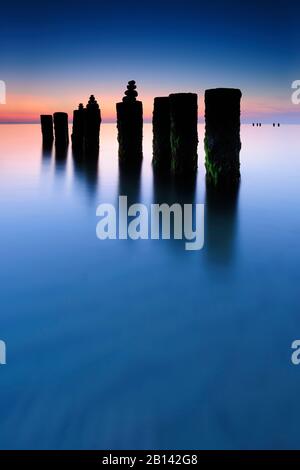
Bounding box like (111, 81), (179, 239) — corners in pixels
(152, 97), (171, 170)
(169, 93), (198, 175)
(204, 88), (242, 186)
(40, 115), (53, 144)
(71, 103), (85, 149)
(116, 80), (143, 165)
(85, 95), (101, 151)
(53, 112), (69, 147)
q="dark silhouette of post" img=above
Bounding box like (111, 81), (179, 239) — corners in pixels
(85, 95), (101, 151)
(40, 115), (53, 144)
(71, 95), (101, 154)
(169, 93), (198, 175)
(152, 97), (171, 170)
(116, 80), (143, 164)
(53, 112), (69, 147)
(204, 88), (242, 186)
(72, 103), (85, 149)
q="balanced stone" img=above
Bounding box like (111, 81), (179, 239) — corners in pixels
(72, 103), (85, 149)
(53, 112), (69, 146)
(40, 115), (53, 143)
(204, 88), (242, 186)
(152, 97), (171, 170)
(116, 80), (143, 164)
(169, 93), (198, 175)
(85, 95), (101, 151)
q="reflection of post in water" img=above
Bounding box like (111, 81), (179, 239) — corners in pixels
(118, 160), (142, 205)
(54, 142), (68, 174)
(72, 146), (99, 195)
(152, 164), (197, 205)
(204, 182), (240, 264)
(41, 141), (53, 158)
(172, 174), (197, 206)
(55, 143), (68, 160)
(152, 169), (197, 250)
(41, 141), (53, 173)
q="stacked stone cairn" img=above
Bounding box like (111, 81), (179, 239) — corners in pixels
(116, 80), (143, 164)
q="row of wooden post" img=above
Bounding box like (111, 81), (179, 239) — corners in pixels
(41, 81), (242, 186)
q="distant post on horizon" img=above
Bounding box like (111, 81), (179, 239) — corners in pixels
(116, 80), (143, 164)
(169, 93), (198, 175)
(204, 88), (242, 187)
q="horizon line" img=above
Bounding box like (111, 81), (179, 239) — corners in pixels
(0, 120), (296, 125)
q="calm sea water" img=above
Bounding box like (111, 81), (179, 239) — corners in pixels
(0, 123), (299, 449)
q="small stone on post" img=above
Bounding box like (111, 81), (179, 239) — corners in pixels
(72, 103), (85, 149)
(169, 93), (198, 175)
(204, 88), (242, 187)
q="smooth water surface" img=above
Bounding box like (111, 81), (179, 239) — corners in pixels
(0, 123), (299, 449)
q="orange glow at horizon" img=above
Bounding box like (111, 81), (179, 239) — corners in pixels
(0, 92), (295, 123)
(0, 91), (155, 123)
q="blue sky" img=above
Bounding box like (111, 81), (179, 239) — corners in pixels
(0, 0), (299, 122)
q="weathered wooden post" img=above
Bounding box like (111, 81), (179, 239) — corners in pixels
(204, 88), (242, 186)
(169, 93), (198, 175)
(71, 103), (85, 149)
(152, 97), (171, 170)
(40, 115), (53, 144)
(85, 95), (101, 151)
(116, 80), (143, 164)
(53, 112), (69, 147)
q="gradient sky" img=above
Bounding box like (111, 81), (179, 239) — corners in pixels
(0, 0), (299, 123)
